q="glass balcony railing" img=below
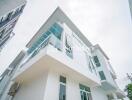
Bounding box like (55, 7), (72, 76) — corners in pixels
(20, 34), (62, 68)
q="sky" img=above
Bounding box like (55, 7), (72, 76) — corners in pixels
(0, 0), (132, 91)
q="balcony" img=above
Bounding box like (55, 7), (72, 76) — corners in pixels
(13, 35), (100, 87)
(20, 34), (62, 68)
(0, 9), (22, 28)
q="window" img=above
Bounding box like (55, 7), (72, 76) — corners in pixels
(65, 35), (73, 58)
(59, 76), (66, 100)
(93, 56), (101, 67)
(85, 52), (97, 75)
(99, 71), (106, 80)
(79, 84), (92, 100)
(85, 52), (93, 73)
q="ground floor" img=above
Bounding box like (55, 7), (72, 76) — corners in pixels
(1, 69), (121, 100)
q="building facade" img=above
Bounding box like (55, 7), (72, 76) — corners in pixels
(0, 7), (125, 100)
(0, 0), (26, 51)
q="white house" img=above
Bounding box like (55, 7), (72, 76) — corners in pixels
(0, 7), (125, 100)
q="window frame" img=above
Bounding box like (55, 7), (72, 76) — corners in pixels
(79, 84), (92, 100)
(99, 71), (106, 80)
(59, 76), (66, 100)
(93, 56), (101, 67)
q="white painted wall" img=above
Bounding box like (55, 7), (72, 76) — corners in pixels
(11, 68), (109, 100)
(13, 71), (48, 100)
(43, 69), (107, 100)
(44, 69), (81, 100)
(91, 87), (108, 100)
(63, 23), (89, 70)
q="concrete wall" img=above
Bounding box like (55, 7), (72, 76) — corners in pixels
(13, 71), (48, 100)
(44, 70), (81, 100)
(37, 71), (107, 100)
(43, 69), (107, 100)
(91, 87), (108, 100)
(12, 69), (108, 100)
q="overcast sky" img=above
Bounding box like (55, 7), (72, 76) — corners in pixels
(0, 0), (132, 90)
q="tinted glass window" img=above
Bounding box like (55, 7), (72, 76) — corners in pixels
(60, 76), (66, 83)
(99, 71), (106, 80)
(59, 84), (66, 100)
(59, 76), (66, 100)
(93, 56), (101, 67)
(79, 84), (92, 100)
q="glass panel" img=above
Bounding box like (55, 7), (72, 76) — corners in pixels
(49, 27), (57, 34)
(79, 84), (85, 90)
(59, 84), (66, 100)
(83, 92), (87, 100)
(53, 23), (63, 34)
(93, 56), (101, 67)
(60, 76), (66, 83)
(79, 84), (90, 92)
(79, 84), (92, 100)
(88, 93), (93, 100)
(89, 57), (97, 75)
(86, 93), (89, 100)
(99, 71), (106, 80)
(80, 91), (84, 100)
(27, 23), (63, 54)
(65, 35), (73, 58)
(49, 23), (63, 40)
